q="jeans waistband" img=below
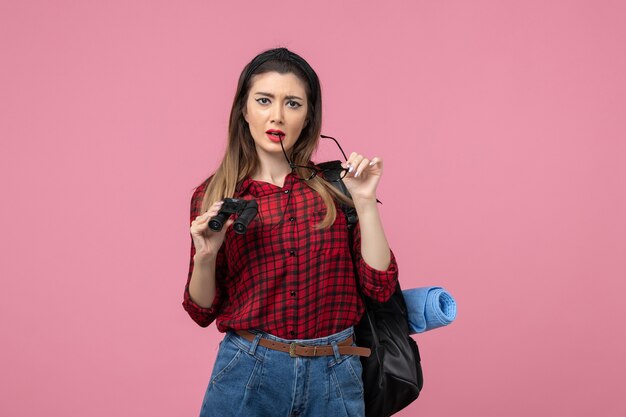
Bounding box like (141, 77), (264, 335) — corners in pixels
(245, 327), (354, 346)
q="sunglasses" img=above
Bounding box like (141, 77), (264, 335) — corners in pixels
(279, 134), (350, 182)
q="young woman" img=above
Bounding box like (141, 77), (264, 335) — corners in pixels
(183, 47), (398, 417)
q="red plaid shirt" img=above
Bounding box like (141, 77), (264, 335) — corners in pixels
(182, 172), (399, 339)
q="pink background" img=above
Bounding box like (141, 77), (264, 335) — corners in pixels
(2, 1), (625, 416)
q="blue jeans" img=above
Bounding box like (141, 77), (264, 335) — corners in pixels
(199, 327), (365, 417)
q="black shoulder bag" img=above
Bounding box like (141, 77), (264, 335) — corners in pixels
(318, 160), (424, 417)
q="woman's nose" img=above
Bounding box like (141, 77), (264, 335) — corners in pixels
(270, 104), (284, 124)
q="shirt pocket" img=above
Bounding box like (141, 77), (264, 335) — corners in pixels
(306, 208), (351, 255)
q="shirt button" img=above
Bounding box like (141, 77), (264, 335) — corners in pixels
(289, 250), (296, 256)
(289, 217), (295, 222)
(290, 290), (296, 296)
(284, 190), (290, 194)
(290, 331), (296, 336)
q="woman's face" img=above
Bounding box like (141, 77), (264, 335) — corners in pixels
(243, 71), (309, 160)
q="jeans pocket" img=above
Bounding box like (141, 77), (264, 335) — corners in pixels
(209, 333), (262, 390)
(209, 335), (242, 384)
(329, 353), (364, 399)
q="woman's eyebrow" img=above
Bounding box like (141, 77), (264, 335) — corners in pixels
(254, 91), (304, 101)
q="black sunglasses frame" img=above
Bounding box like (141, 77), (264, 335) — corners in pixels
(279, 134), (350, 182)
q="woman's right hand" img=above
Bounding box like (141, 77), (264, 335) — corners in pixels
(190, 201), (233, 263)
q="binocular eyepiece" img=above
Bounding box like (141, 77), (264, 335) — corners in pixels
(208, 198), (258, 234)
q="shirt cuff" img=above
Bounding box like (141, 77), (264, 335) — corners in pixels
(358, 249), (399, 302)
(182, 288), (219, 327)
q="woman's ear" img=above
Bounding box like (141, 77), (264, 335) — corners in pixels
(304, 119), (309, 127)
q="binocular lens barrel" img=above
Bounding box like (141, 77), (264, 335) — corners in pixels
(208, 213), (228, 232)
(233, 222), (246, 234)
(232, 205), (257, 234)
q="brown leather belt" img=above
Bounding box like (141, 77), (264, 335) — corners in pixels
(236, 330), (371, 358)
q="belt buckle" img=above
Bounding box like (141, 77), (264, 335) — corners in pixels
(289, 342), (304, 358)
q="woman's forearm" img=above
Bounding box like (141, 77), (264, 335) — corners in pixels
(189, 254), (218, 308)
(352, 196), (391, 270)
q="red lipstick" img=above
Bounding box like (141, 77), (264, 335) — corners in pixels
(266, 129), (285, 143)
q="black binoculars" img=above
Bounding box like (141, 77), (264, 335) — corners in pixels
(208, 198), (258, 235)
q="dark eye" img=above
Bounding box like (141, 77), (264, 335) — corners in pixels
(256, 98), (270, 105)
(287, 100), (302, 109)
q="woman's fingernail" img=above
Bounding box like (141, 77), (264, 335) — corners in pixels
(349, 166), (355, 173)
(369, 161), (375, 166)
(354, 171), (360, 178)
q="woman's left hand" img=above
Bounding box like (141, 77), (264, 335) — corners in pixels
(341, 152), (383, 201)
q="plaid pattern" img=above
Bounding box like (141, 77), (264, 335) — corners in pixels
(182, 173), (398, 339)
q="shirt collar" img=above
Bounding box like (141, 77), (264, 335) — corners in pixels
(236, 172), (300, 198)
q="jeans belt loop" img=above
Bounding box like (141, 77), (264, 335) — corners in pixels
(249, 332), (262, 355)
(331, 340), (341, 361)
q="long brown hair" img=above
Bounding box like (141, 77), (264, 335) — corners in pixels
(196, 47), (351, 228)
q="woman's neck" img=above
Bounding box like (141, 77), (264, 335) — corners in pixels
(251, 156), (292, 188)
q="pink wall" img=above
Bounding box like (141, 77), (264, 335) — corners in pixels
(2, 1), (625, 416)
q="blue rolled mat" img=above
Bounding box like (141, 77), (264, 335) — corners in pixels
(402, 286), (457, 334)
